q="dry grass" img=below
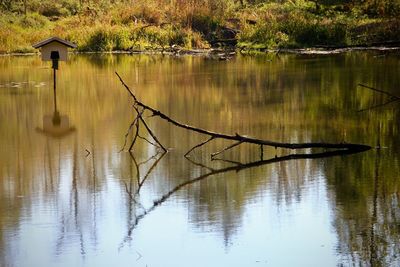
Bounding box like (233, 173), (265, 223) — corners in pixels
(1, 0), (400, 53)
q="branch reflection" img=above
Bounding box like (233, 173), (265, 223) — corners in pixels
(122, 147), (369, 246)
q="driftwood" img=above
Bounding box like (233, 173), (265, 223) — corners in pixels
(116, 72), (371, 156)
(314, 40), (400, 50)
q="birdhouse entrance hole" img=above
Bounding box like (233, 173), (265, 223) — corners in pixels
(50, 51), (60, 60)
(51, 51), (60, 69)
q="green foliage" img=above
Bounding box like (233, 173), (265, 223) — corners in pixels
(239, 21), (289, 49)
(238, 2), (350, 48)
(281, 12), (348, 46)
(74, 24), (206, 52)
(80, 26), (136, 52)
(84, 28), (115, 51)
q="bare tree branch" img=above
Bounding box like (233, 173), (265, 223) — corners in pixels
(119, 109), (144, 152)
(137, 134), (160, 148)
(129, 118), (140, 151)
(133, 105), (167, 152)
(184, 136), (215, 157)
(116, 72), (371, 152)
(211, 141), (243, 159)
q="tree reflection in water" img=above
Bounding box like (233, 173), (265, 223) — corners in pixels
(331, 149), (400, 266)
(1, 53), (400, 266)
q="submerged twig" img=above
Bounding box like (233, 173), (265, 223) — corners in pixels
(137, 134), (160, 148)
(129, 118), (140, 151)
(133, 106), (167, 152)
(184, 136), (215, 156)
(211, 141), (243, 159)
(120, 109), (144, 152)
(128, 152), (141, 187)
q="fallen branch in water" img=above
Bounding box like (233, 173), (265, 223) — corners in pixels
(116, 72), (371, 155)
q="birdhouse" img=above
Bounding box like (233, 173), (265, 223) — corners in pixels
(32, 37), (77, 62)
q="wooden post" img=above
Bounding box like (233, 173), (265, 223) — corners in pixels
(51, 66), (61, 125)
(53, 67), (57, 112)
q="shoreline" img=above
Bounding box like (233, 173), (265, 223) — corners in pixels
(1, 46), (399, 58)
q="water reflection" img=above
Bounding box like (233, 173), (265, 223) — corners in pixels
(0, 52), (399, 266)
(329, 149), (400, 266)
(36, 78), (75, 138)
(122, 147), (368, 244)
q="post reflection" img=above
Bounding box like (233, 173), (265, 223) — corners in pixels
(36, 72), (75, 138)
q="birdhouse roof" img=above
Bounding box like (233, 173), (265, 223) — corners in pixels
(32, 37), (77, 49)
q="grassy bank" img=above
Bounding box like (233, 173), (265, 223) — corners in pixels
(1, 0), (400, 53)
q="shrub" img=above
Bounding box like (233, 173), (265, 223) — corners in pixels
(279, 10), (348, 46)
(83, 27), (115, 51)
(191, 14), (220, 34)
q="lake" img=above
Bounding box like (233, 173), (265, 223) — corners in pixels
(0, 51), (399, 267)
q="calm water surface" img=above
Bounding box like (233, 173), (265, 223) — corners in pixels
(0, 52), (400, 267)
